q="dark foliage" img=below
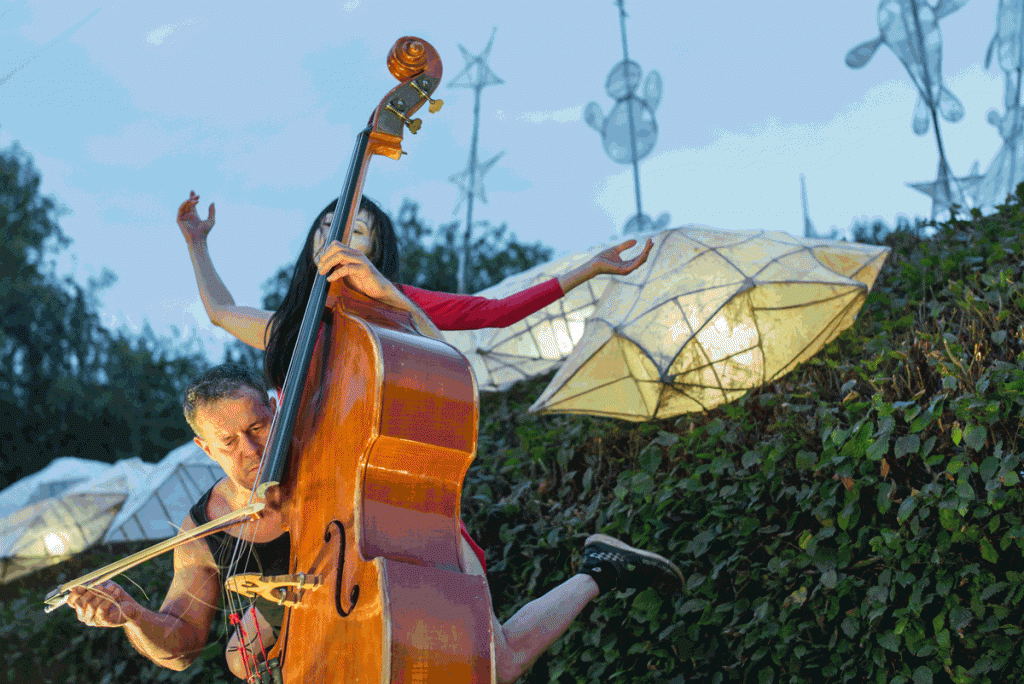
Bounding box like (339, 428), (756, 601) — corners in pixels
(457, 189), (1024, 682)
(0, 143), (209, 490)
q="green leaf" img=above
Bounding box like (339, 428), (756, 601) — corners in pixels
(878, 630), (900, 651)
(799, 530), (813, 549)
(688, 529), (714, 558)
(638, 445), (662, 474)
(680, 598), (709, 614)
(949, 605), (972, 631)
(956, 478), (974, 502)
(912, 665), (933, 684)
(877, 482), (895, 513)
(964, 424), (986, 451)
(867, 434), (889, 461)
(979, 457), (999, 482)
(821, 568), (837, 589)
(898, 495), (918, 524)
(895, 434), (920, 458)
(654, 430), (678, 447)
(838, 502), (860, 531)
(951, 424), (962, 446)
(981, 538), (999, 563)
(939, 508), (959, 531)
(796, 450), (817, 470)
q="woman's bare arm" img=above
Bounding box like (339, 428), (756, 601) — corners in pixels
(178, 192), (273, 350)
(183, 238), (273, 349)
(557, 238), (654, 294)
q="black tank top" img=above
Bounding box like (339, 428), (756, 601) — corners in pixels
(189, 482), (291, 628)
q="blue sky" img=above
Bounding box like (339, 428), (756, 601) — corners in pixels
(0, 0), (1007, 358)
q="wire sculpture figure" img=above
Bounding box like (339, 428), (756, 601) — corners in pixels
(584, 0), (669, 234)
(447, 27), (505, 294)
(846, 0), (970, 219)
(975, 0), (1024, 210)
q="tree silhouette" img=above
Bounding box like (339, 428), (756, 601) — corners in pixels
(1, 143), (208, 489)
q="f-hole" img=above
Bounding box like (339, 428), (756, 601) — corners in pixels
(326, 520), (359, 617)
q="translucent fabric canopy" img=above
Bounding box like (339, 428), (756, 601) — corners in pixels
(0, 458), (151, 583)
(102, 441), (224, 543)
(0, 456), (111, 522)
(0, 443), (225, 583)
(528, 226), (889, 421)
(442, 242), (616, 391)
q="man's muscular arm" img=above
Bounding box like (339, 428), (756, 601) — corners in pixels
(67, 514), (221, 671)
(122, 604), (210, 671)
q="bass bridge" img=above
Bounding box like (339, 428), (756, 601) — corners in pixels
(225, 572), (322, 607)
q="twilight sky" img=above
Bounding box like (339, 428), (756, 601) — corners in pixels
(0, 0), (1008, 358)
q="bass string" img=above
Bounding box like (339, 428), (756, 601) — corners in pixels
(221, 459), (268, 650)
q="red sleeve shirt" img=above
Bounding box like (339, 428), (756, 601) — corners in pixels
(397, 278), (565, 331)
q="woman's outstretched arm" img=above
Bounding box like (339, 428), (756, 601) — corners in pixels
(399, 238), (655, 331)
(177, 191), (273, 350)
(556, 238), (653, 294)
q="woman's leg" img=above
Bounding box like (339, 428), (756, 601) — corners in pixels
(460, 530), (684, 684)
(460, 537), (598, 684)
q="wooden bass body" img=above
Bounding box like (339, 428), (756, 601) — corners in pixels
(269, 282), (495, 683)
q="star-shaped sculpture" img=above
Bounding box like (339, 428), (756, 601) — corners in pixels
(908, 161), (984, 219)
(448, 151), (505, 214)
(448, 27), (505, 90)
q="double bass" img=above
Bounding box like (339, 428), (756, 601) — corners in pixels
(45, 36), (495, 683)
(229, 36), (495, 683)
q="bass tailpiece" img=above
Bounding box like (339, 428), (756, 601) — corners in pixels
(246, 656), (283, 684)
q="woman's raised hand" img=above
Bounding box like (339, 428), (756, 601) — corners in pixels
(587, 238), (654, 278)
(317, 240), (393, 302)
(177, 190), (216, 244)
(558, 237), (655, 294)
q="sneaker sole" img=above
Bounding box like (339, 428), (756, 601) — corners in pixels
(584, 533), (684, 586)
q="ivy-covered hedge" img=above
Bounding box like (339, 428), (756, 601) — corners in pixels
(3, 195), (1024, 683)
(465, 197), (1024, 683)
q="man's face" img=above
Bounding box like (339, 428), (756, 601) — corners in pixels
(193, 388), (276, 493)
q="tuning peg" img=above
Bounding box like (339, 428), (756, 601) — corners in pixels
(410, 80), (443, 113)
(385, 103), (423, 134)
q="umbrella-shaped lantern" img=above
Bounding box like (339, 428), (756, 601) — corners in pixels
(528, 227), (889, 421)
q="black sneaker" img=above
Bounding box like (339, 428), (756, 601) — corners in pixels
(580, 534), (683, 595)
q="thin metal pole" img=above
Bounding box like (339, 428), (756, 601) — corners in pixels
(617, 0), (644, 226)
(459, 83), (482, 294)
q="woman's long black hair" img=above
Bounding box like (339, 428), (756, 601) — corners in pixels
(263, 196), (399, 389)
